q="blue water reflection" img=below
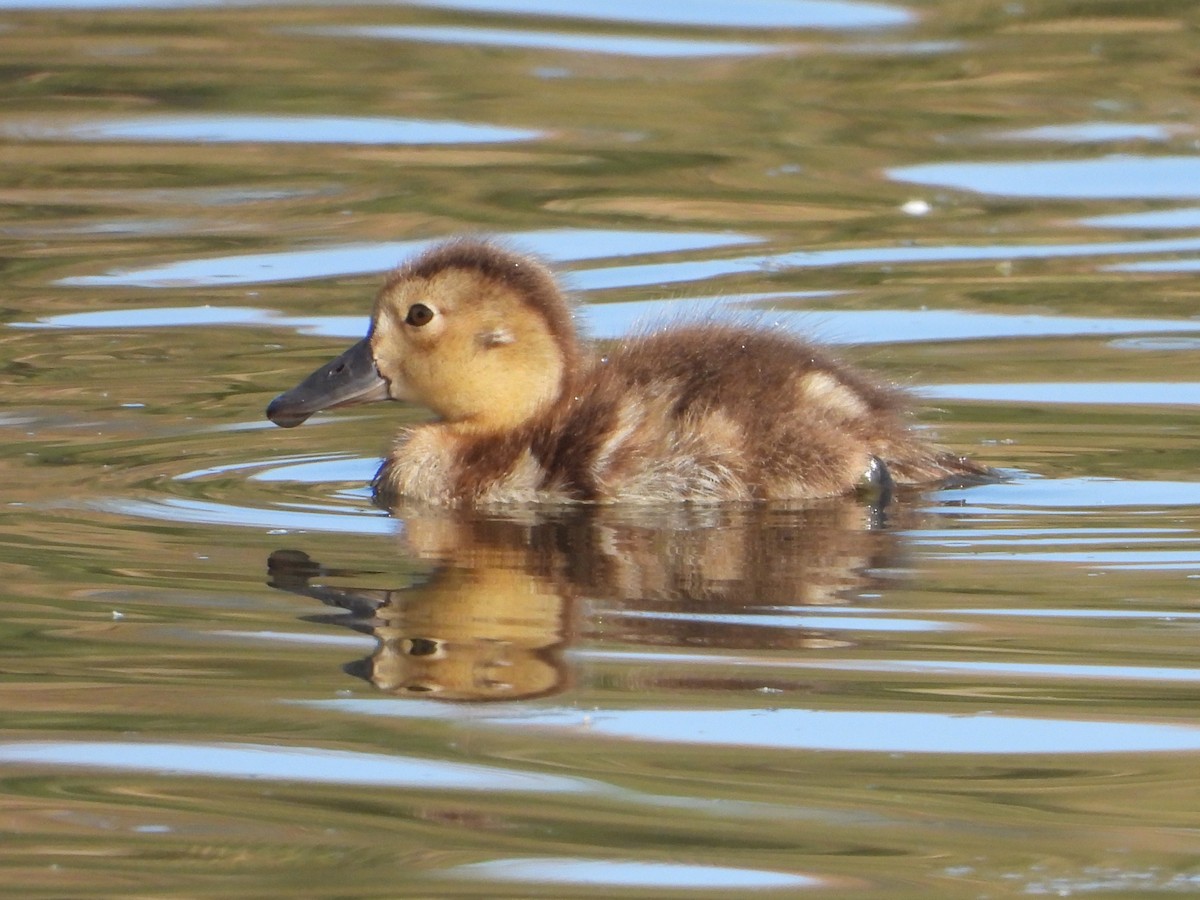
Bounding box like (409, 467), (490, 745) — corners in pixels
(55, 228), (759, 288)
(569, 234), (1200, 291)
(583, 650), (1200, 684)
(175, 452), (376, 484)
(610, 609), (960, 633)
(3, 114), (541, 145)
(97, 497), (393, 534)
(994, 122), (1175, 143)
(0, 741), (594, 792)
(937, 478), (1200, 510)
(1109, 258), (1200, 273)
(445, 857), (823, 890)
(921, 382), (1200, 406)
(397, 0), (913, 30)
(0, 0), (215, 6)
(890, 156), (1200, 200)
(305, 701), (1200, 754)
(586, 304), (1200, 344)
(0, 0), (910, 21)
(1082, 207), (1200, 229)
(296, 25), (777, 58)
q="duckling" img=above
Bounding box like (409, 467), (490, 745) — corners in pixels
(266, 238), (990, 506)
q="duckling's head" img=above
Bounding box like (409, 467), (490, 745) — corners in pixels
(267, 240), (579, 433)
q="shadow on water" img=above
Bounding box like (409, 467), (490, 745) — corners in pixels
(267, 496), (905, 701)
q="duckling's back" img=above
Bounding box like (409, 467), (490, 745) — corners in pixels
(530, 324), (984, 504)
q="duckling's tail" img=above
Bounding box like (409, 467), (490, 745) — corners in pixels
(890, 451), (1000, 490)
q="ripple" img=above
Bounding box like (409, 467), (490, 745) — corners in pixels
(175, 453), (377, 484)
(0, 218), (195, 238)
(12, 305), (370, 337)
(395, 0), (914, 30)
(833, 39), (964, 56)
(1024, 870), (1200, 897)
(17, 306), (278, 329)
(1081, 207), (1200, 230)
(95, 497), (394, 534)
(942, 608), (1200, 621)
(54, 228), (759, 288)
(609, 609), (964, 633)
(1108, 257), (1200, 273)
(444, 857), (824, 890)
(543, 708), (1200, 754)
(221, 629), (374, 649)
(304, 702), (1200, 754)
(936, 478), (1200, 510)
(931, 549), (1200, 570)
(296, 25), (777, 58)
(920, 382), (1200, 406)
(807, 660), (1200, 683)
(2, 114), (541, 146)
(0, 741), (594, 792)
(0, 0), (215, 6)
(1110, 336), (1200, 350)
(889, 156), (1200, 200)
(247, 455), (378, 483)
(572, 235), (1200, 292)
(917, 526), (1190, 545)
(993, 122), (1176, 143)
(580, 650), (1200, 684)
(924, 480), (1200, 570)
(591, 304), (1200, 344)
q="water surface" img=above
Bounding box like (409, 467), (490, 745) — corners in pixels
(2, 0), (1200, 897)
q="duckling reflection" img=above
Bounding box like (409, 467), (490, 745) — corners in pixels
(268, 542), (571, 702)
(267, 497), (909, 701)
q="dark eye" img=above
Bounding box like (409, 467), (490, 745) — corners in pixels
(405, 303), (434, 327)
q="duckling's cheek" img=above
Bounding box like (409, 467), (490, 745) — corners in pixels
(368, 331), (424, 404)
(381, 366), (419, 403)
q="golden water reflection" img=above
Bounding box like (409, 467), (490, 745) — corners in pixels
(268, 497), (904, 701)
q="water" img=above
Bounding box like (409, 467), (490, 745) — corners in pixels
(2, 1), (1200, 896)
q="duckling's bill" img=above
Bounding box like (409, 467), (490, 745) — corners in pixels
(266, 337), (390, 428)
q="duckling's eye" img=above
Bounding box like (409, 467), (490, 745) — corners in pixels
(405, 303), (435, 327)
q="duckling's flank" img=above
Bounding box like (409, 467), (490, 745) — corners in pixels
(266, 238), (991, 506)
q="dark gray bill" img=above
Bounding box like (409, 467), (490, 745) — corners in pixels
(266, 337), (390, 428)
